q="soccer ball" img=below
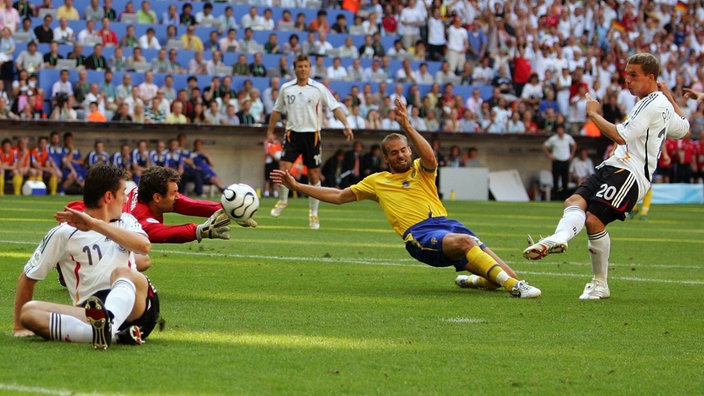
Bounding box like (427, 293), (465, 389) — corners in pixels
(221, 183), (259, 221)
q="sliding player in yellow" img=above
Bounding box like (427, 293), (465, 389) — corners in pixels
(271, 98), (541, 298)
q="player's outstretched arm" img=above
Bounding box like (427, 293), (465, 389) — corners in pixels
(55, 207), (151, 255)
(585, 93), (624, 145)
(266, 110), (282, 142)
(394, 98), (437, 170)
(271, 169), (357, 204)
(683, 88), (704, 103)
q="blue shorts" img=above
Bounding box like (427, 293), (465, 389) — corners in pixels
(402, 217), (485, 271)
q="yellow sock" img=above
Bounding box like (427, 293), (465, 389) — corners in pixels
(471, 275), (500, 290)
(466, 246), (517, 291)
(13, 174), (23, 195)
(0, 176), (4, 195)
(48, 176), (58, 195)
(641, 189), (652, 216)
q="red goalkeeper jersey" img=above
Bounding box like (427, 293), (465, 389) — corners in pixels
(68, 187), (221, 243)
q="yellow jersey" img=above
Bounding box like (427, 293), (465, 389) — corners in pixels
(350, 158), (447, 237)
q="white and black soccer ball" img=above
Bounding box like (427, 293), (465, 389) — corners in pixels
(221, 183), (260, 221)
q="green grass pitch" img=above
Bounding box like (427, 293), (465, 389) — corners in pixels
(0, 195), (702, 395)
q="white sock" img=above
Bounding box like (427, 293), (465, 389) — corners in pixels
(278, 185), (289, 203)
(309, 181), (321, 216)
(49, 312), (93, 343)
(588, 230), (610, 283)
(553, 205), (586, 242)
(105, 278), (136, 334)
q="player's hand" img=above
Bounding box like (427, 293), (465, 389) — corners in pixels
(270, 169), (296, 189)
(55, 206), (96, 231)
(683, 87), (703, 102)
(343, 126), (354, 141)
(14, 328), (35, 337)
(236, 218), (257, 228)
(584, 93), (600, 116)
(196, 209), (231, 242)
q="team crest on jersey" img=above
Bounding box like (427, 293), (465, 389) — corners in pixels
(402, 180), (410, 188)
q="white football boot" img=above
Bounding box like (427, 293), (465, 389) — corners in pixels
(579, 279), (610, 300)
(523, 234), (568, 260)
(270, 201), (287, 217)
(510, 280), (542, 298)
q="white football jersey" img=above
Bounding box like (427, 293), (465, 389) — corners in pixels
(274, 78), (341, 133)
(602, 91), (689, 200)
(24, 213), (146, 306)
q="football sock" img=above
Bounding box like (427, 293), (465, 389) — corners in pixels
(466, 246), (517, 291)
(309, 181), (321, 215)
(48, 175), (58, 195)
(552, 205), (586, 242)
(641, 189), (652, 216)
(49, 312), (93, 343)
(105, 278), (136, 335)
(588, 230), (610, 282)
(278, 185), (289, 203)
(13, 174), (22, 195)
(468, 275), (501, 290)
(0, 176), (4, 195)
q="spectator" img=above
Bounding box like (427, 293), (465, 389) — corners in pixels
(399, 0), (423, 49)
(569, 148), (594, 186)
(139, 27), (160, 50)
(543, 123), (575, 193)
(161, 4), (178, 26)
(56, 0), (78, 20)
(77, 18), (98, 46)
(150, 48), (171, 74)
(282, 33), (301, 56)
(165, 101), (188, 124)
(15, 40), (42, 74)
(125, 46), (146, 71)
(308, 10), (329, 33)
(167, 48), (184, 74)
(108, 45), (126, 71)
(219, 6), (238, 32)
(84, 43), (107, 70)
(99, 17), (118, 47)
(119, 24), (138, 48)
(220, 28), (240, 53)
(180, 25), (203, 51)
(249, 52), (266, 77)
(240, 6), (263, 30)
(195, 2), (216, 27)
(66, 43), (85, 68)
(102, 0), (116, 21)
(14, 0), (35, 18)
(138, 70), (158, 102)
(111, 102), (132, 122)
(178, 3), (195, 26)
(85, 101), (106, 122)
(239, 27), (258, 54)
(206, 50), (226, 76)
(53, 17), (74, 45)
(34, 14), (53, 43)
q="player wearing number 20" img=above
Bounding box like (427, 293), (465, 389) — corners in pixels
(523, 53), (690, 300)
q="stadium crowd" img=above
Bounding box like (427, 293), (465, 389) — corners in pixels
(2, 0), (704, 196)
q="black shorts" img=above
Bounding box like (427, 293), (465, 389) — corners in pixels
(574, 165), (639, 225)
(264, 161), (279, 180)
(92, 278), (160, 339)
(281, 131), (322, 169)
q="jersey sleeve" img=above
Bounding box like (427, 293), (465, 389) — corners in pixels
(667, 114), (690, 139)
(321, 83), (341, 112)
(24, 225), (68, 281)
(140, 218), (198, 243)
(173, 193), (222, 217)
(350, 175), (378, 202)
(272, 86), (285, 113)
(119, 213), (148, 237)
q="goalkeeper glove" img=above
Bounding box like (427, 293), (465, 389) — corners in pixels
(196, 209), (231, 242)
(236, 218), (257, 228)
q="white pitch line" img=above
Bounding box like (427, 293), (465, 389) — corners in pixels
(2, 240), (702, 285)
(0, 384), (121, 396)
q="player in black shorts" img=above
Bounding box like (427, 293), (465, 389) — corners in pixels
(523, 53), (690, 300)
(265, 54), (354, 229)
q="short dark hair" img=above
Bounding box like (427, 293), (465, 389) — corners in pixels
(138, 166), (181, 204)
(627, 52), (660, 77)
(84, 164), (127, 209)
